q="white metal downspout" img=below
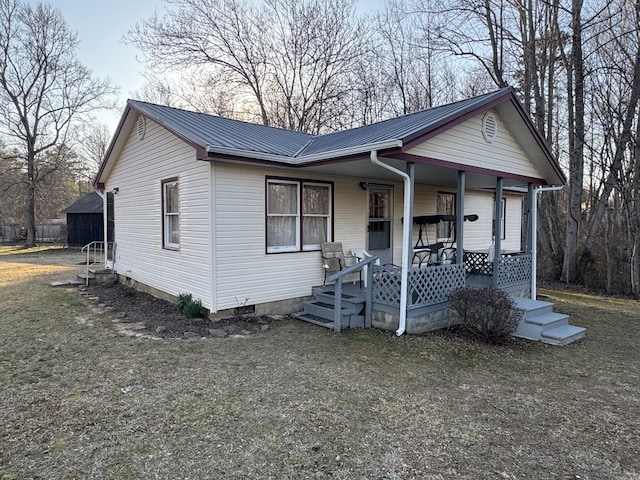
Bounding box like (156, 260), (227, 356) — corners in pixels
(531, 185), (564, 299)
(96, 189), (108, 268)
(370, 151), (412, 336)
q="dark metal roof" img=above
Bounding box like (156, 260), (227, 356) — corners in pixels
(130, 101), (312, 157)
(94, 86), (563, 187)
(299, 90), (508, 156)
(128, 88), (512, 160)
(63, 192), (103, 214)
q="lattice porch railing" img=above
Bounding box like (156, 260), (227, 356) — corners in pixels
(372, 263), (466, 308)
(497, 254), (532, 289)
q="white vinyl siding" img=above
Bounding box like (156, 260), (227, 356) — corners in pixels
(213, 164), (363, 310)
(105, 117), (213, 309)
(104, 116), (524, 314)
(407, 112), (543, 180)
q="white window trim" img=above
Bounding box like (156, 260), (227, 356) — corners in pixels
(162, 178), (179, 250)
(266, 178), (332, 253)
(267, 179), (300, 253)
(302, 181), (332, 251)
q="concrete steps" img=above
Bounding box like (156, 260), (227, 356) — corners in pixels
(50, 268), (117, 288)
(512, 297), (586, 346)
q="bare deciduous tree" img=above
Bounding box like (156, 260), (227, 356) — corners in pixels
(0, 0), (116, 246)
(126, 0), (367, 135)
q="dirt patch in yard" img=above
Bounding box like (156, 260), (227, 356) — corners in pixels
(83, 282), (271, 338)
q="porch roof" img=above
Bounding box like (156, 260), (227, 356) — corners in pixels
(96, 87), (565, 188)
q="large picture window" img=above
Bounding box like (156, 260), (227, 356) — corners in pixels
(162, 178), (179, 250)
(266, 178), (332, 253)
(437, 192), (455, 241)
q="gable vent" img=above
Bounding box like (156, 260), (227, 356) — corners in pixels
(136, 116), (146, 141)
(482, 112), (498, 143)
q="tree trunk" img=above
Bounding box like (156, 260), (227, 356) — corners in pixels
(561, 0), (585, 284)
(582, 26), (640, 257)
(25, 147), (37, 247)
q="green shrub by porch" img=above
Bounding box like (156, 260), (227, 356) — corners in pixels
(448, 287), (522, 343)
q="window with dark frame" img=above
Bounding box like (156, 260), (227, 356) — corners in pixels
(162, 178), (179, 250)
(266, 178), (332, 253)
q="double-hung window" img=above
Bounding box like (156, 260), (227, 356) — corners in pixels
(266, 178), (331, 253)
(162, 178), (179, 250)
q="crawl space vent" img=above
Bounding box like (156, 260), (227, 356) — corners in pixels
(482, 112), (498, 143)
(136, 116), (146, 141)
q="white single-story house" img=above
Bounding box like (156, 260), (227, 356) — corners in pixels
(95, 87), (585, 344)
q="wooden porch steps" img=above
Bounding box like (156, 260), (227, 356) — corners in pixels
(512, 297), (586, 346)
(293, 284), (367, 330)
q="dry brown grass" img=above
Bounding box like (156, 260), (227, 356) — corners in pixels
(1, 247), (640, 479)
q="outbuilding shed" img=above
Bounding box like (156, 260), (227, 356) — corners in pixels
(63, 192), (113, 247)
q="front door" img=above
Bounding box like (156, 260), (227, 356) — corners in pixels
(367, 186), (393, 265)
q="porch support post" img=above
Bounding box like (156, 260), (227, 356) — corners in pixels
(456, 171), (466, 264)
(493, 177), (504, 287)
(406, 162), (415, 256)
(525, 183), (534, 255)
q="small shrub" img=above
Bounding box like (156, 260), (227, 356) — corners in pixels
(448, 287), (522, 344)
(175, 293), (204, 319)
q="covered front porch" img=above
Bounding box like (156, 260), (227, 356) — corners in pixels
(296, 251), (585, 345)
(297, 249), (532, 332)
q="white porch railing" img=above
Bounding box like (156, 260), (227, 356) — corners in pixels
(81, 241), (116, 285)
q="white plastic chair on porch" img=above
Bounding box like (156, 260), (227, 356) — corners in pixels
(352, 248), (380, 287)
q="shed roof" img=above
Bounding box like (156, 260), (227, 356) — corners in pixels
(63, 192), (103, 214)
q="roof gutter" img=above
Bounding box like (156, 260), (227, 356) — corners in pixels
(370, 150), (411, 336)
(206, 139), (403, 165)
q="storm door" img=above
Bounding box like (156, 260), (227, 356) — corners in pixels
(367, 186), (393, 265)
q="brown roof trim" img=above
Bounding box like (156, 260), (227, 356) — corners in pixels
(505, 96), (567, 184)
(95, 101), (212, 188)
(93, 105), (134, 188)
(203, 147), (401, 167)
(389, 152), (550, 185)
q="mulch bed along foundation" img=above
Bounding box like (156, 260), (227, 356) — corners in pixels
(83, 282), (271, 339)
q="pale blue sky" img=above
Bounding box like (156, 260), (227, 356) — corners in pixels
(49, 0), (385, 131)
(50, 0), (165, 129)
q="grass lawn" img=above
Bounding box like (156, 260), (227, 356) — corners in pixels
(1, 247), (639, 479)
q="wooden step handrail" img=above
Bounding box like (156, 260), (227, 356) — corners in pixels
(325, 255), (379, 332)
